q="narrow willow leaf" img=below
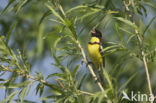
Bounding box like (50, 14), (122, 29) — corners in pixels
(46, 4), (65, 24)
(36, 83), (40, 95)
(127, 35), (135, 44)
(0, 78), (5, 81)
(20, 86), (28, 103)
(105, 10), (119, 14)
(64, 19), (77, 40)
(0, 91), (18, 103)
(102, 48), (127, 57)
(78, 74), (86, 89)
(49, 19), (64, 25)
(52, 53), (65, 72)
(0, 81), (31, 89)
(36, 72), (44, 79)
(92, 89), (110, 102)
(16, 0), (28, 13)
(46, 73), (66, 80)
(119, 27), (135, 35)
(143, 16), (156, 35)
(97, 92), (106, 103)
(1, 0), (15, 15)
(37, 24), (44, 56)
(102, 45), (121, 52)
(115, 17), (138, 29)
(53, 36), (63, 50)
(66, 5), (88, 14)
(80, 11), (99, 22)
(6, 22), (17, 45)
(0, 72), (6, 77)
(118, 72), (137, 92)
(39, 10), (51, 25)
(40, 84), (44, 96)
(103, 69), (113, 91)
(72, 65), (79, 78)
(143, 1), (156, 9)
(115, 23), (127, 46)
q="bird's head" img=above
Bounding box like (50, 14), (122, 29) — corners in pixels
(91, 29), (102, 38)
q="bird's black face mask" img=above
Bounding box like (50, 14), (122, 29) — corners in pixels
(91, 29), (102, 38)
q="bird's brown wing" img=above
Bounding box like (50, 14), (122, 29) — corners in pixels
(99, 44), (105, 67)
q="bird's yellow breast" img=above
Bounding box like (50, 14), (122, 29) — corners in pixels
(90, 37), (100, 43)
(87, 37), (103, 68)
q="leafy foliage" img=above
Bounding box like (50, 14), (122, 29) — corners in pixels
(0, 0), (156, 103)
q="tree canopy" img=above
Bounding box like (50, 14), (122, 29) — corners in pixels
(0, 0), (156, 103)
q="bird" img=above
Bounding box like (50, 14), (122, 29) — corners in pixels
(87, 29), (104, 69)
(87, 29), (105, 86)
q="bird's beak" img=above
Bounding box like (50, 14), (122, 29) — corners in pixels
(91, 29), (96, 34)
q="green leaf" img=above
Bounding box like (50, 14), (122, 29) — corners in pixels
(127, 35), (135, 44)
(36, 83), (40, 95)
(66, 5), (88, 14)
(36, 72), (44, 80)
(64, 19), (77, 40)
(77, 74), (86, 89)
(0, 81), (31, 89)
(143, 1), (156, 9)
(46, 73), (66, 80)
(46, 4), (65, 24)
(49, 19), (64, 25)
(103, 69), (113, 91)
(102, 44), (122, 52)
(0, 91), (18, 103)
(1, 0), (15, 15)
(79, 11), (100, 22)
(115, 23), (127, 46)
(16, 0), (28, 13)
(118, 72), (137, 92)
(37, 24), (44, 56)
(51, 53), (65, 72)
(40, 84), (44, 96)
(39, 10), (51, 25)
(115, 17), (138, 29)
(20, 86), (28, 103)
(6, 22), (17, 45)
(92, 89), (110, 102)
(119, 27), (135, 35)
(143, 16), (156, 35)
(72, 65), (79, 78)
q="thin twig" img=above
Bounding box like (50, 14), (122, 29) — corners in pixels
(79, 90), (94, 96)
(136, 31), (153, 102)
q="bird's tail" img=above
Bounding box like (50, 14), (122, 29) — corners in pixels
(98, 63), (105, 88)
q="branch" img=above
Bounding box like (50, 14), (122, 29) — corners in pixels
(0, 66), (57, 89)
(122, 1), (153, 102)
(135, 30), (153, 101)
(79, 90), (94, 96)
